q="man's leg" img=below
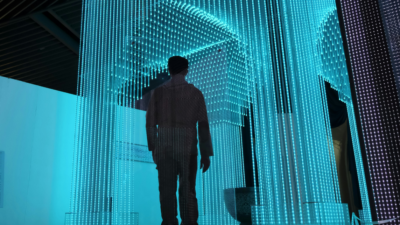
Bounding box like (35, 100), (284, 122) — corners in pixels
(158, 157), (179, 225)
(178, 154), (198, 225)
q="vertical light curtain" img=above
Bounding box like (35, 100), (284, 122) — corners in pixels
(70, 0), (371, 224)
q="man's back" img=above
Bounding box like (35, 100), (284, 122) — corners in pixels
(156, 80), (203, 128)
(146, 56), (212, 225)
(146, 75), (213, 157)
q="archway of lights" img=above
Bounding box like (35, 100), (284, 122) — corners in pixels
(69, 0), (372, 224)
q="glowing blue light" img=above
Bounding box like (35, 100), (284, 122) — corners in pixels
(69, 1), (371, 224)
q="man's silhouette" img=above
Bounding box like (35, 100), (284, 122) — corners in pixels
(146, 56), (214, 225)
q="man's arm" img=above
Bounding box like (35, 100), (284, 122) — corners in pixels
(197, 91), (213, 158)
(146, 89), (158, 152)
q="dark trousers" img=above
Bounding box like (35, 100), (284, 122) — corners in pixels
(156, 154), (199, 225)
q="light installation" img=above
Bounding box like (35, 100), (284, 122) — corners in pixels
(337, 0), (400, 224)
(69, 0), (372, 224)
(379, 0), (400, 100)
(316, 9), (372, 223)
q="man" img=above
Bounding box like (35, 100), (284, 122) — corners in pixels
(146, 56), (214, 225)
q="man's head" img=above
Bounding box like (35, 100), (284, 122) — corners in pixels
(168, 56), (189, 76)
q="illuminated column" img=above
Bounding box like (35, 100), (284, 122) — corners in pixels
(249, 0), (347, 224)
(185, 40), (247, 224)
(69, 1), (138, 224)
(336, 0), (400, 223)
(317, 8), (372, 222)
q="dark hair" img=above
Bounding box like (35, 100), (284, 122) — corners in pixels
(168, 56), (189, 75)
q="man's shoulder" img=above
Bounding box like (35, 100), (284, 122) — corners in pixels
(188, 84), (203, 94)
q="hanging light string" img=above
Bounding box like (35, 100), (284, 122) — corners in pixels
(69, 0), (372, 224)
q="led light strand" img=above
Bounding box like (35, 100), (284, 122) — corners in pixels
(69, 1), (373, 224)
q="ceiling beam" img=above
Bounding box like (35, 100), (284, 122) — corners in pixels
(30, 12), (79, 55)
(48, 9), (79, 38)
(0, 0), (81, 28)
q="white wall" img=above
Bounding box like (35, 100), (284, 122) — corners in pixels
(0, 76), (76, 225)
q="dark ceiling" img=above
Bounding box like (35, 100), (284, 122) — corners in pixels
(0, 0), (82, 95)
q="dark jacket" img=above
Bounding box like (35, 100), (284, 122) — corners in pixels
(146, 75), (213, 158)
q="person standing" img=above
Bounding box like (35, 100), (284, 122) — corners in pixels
(146, 56), (214, 225)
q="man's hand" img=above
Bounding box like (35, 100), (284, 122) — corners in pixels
(200, 156), (210, 173)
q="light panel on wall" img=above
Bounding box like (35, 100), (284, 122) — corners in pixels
(379, 0), (400, 100)
(337, 0), (400, 223)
